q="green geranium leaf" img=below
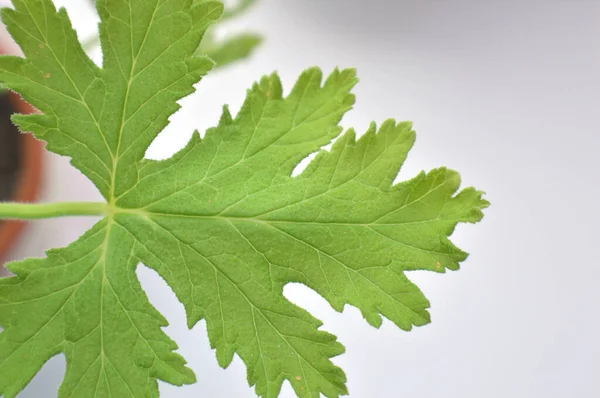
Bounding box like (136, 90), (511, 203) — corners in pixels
(0, 1), (488, 397)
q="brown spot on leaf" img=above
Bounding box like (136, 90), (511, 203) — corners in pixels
(435, 261), (442, 269)
(44, 73), (51, 79)
(296, 376), (302, 381)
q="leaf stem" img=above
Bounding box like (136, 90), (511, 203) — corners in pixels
(0, 202), (108, 220)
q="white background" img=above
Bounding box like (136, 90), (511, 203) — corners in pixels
(2, 0), (599, 397)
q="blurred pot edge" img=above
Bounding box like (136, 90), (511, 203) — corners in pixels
(0, 33), (44, 265)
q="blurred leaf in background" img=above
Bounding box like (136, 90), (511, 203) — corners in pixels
(195, 0), (262, 68)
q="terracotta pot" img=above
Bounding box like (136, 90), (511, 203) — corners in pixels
(0, 68), (44, 263)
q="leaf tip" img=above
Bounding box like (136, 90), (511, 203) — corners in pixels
(219, 105), (233, 126)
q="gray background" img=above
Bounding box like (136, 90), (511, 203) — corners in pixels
(1, 0), (599, 397)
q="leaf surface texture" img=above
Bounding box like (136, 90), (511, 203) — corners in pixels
(0, 1), (488, 397)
